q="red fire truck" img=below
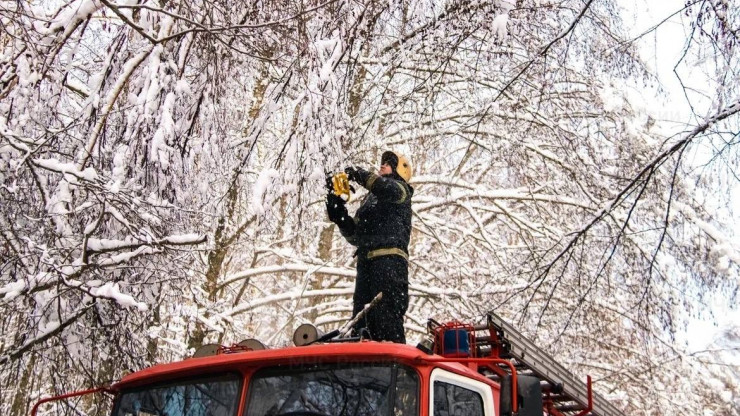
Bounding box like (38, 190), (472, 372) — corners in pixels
(32, 313), (622, 416)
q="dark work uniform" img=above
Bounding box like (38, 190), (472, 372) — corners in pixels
(337, 171), (413, 343)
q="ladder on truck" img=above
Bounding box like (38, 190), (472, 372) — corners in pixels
(474, 312), (621, 416)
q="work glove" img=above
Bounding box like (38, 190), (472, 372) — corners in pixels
(326, 192), (349, 224)
(326, 192), (356, 234)
(344, 166), (370, 186)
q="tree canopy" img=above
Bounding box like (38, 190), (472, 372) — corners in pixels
(1, 0), (738, 414)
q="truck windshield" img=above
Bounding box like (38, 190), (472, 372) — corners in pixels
(112, 373), (241, 416)
(247, 363), (419, 416)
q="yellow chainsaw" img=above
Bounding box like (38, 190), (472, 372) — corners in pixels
(327, 172), (354, 202)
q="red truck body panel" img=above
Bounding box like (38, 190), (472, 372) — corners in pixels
(112, 341), (502, 416)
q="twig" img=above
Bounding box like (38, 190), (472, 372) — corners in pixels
(338, 292), (383, 337)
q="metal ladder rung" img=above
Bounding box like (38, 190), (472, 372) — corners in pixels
(556, 404), (587, 412)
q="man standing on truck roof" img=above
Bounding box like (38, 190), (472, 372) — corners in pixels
(326, 151), (414, 343)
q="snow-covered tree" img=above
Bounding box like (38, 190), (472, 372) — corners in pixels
(1, 0), (738, 415)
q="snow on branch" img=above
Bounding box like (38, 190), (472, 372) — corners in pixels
(491, 0), (596, 103)
(91, 233), (206, 266)
(32, 158), (99, 182)
(89, 282), (148, 311)
(412, 185), (594, 212)
(675, 202), (740, 271)
(35, 0), (105, 37)
(97, 246), (160, 267)
(0, 304), (91, 365)
(87, 233), (207, 254)
(409, 282), (526, 298)
(220, 264), (355, 290)
(226, 287), (355, 317)
(222, 271), (524, 319)
(379, 0), (480, 55)
(411, 175), (476, 190)
(196, 314), (225, 334)
(77, 48), (153, 170)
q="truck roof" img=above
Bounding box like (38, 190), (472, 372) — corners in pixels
(113, 341), (497, 391)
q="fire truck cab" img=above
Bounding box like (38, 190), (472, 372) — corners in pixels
(111, 341), (507, 416)
(32, 313), (620, 416)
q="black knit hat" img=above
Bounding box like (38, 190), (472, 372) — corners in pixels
(381, 151), (399, 170)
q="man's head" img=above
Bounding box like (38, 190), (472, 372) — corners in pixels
(380, 151), (412, 181)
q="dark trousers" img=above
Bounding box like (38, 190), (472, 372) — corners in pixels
(353, 255), (409, 343)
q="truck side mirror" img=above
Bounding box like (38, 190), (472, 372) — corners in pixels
(499, 375), (543, 416)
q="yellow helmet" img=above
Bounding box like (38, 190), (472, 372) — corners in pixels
(381, 151), (412, 182)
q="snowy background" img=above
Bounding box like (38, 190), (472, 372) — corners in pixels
(1, 0), (739, 415)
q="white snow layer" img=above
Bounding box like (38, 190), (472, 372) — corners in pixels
(89, 282), (148, 311)
(493, 0), (515, 40)
(493, 14), (510, 40)
(34, 158), (98, 181)
(252, 168), (280, 216)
